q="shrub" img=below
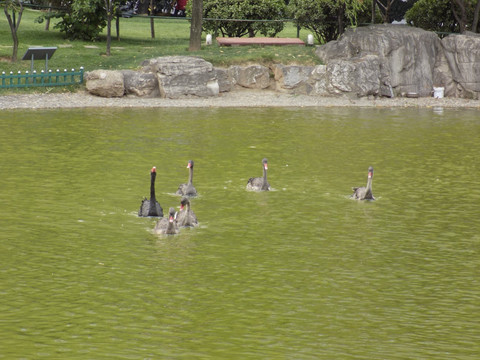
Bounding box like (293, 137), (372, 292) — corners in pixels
(53, 0), (107, 41)
(187, 0), (286, 38)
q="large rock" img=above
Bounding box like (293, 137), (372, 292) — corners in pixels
(121, 70), (159, 97)
(273, 65), (314, 94)
(214, 68), (233, 93)
(316, 24), (445, 97)
(441, 32), (480, 99)
(141, 56), (219, 98)
(228, 65), (270, 89)
(307, 65), (329, 96)
(85, 70), (124, 98)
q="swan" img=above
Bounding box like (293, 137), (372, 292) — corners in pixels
(246, 158), (270, 191)
(176, 160), (197, 196)
(138, 166), (163, 217)
(154, 207), (179, 235)
(176, 197), (198, 227)
(352, 166), (375, 200)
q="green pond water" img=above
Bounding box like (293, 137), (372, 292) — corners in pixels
(0, 106), (479, 359)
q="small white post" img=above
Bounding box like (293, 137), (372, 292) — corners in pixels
(206, 34), (212, 45)
(307, 34), (314, 46)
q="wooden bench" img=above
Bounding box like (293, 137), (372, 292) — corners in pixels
(216, 37), (305, 46)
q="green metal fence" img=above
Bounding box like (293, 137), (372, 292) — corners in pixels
(0, 67), (84, 89)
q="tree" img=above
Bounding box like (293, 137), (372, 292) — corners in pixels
(473, 0), (480, 32)
(2, 0), (24, 61)
(190, 0), (286, 38)
(450, 0), (474, 32)
(53, 0), (107, 40)
(288, 0), (366, 44)
(405, 0), (475, 34)
(189, 0), (203, 51)
(105, 0), (114, 55)
(375, 0), (397, 23)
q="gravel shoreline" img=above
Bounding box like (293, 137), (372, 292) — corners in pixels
(1, 89), (479, 109)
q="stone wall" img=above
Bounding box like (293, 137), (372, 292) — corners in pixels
(85, 26), (480, 99)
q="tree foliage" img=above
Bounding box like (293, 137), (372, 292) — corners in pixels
(375, 0), (418, 23)
(52, 0), (107, 40)
(405, 0), (475, 34)
(287, 0), (367, 44)
(187, 0), (286, 38)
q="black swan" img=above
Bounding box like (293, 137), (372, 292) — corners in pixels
(176, 197), (198, 227)
(352, 166), (375, 200)
(246, 158), (270, 191)
(154, 207), (179, 235)
(138, 166), (164, 217)
(176, 160), (197, 196)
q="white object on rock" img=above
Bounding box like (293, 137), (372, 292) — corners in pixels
(433, 87), (444, 98)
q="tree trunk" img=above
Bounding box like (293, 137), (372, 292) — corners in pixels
(377, 0), (396, 23)
(472, 0), (480, 32)
(189, 0), (203, 51)
(371, 0), (376, 24)
(116, 15), (120, 40)
(150, 0), (155, 38)
(106, 16), (112, 56)
(45, 2), (52, 30)
(451, 0), (467, 33)
(105, 0), (112, 56)
(337, 3), (345, 36)
(4, 1), (23, 62)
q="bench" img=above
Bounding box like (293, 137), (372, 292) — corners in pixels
(216, 37), (305, 46)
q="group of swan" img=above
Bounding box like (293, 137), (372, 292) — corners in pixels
(138, 160), (198, 235)
(139, 159), (375, 234)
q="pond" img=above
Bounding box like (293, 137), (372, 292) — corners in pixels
(0, 106), (479, 359)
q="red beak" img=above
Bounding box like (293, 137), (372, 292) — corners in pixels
(151, 166), (156, 173)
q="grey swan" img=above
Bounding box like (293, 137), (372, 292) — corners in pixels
(138, 166), (164, 217)
(352, 166), (375, 200)
(154, 207), (179, 235)
(176, 160), (197, 196)
(176, 197), (198, 227)
(246, 158), (270, 191)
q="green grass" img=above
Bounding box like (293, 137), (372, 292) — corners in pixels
(1, 9), (321, 78)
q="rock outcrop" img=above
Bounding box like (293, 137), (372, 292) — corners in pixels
(316, 24), (444, 97)
(441, 31), (480, 99)
(141, 56), (219, 98)
(227, 65), (271, 89)
(84, 27), (480, 99)
(316, 24), (480, 99)
(122, 70), (159, 97)
(85, 70), (124, 98)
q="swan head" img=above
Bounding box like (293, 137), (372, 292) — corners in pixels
(151, 166), (156, 173)
(187, 160), (194, 169)
(368, 166), (374, 178)
(262, 158), (268, 170)
(180, 197), (190, 210)
(168, 207), (176, 222)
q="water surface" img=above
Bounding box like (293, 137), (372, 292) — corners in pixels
(1, 106), (479, 359)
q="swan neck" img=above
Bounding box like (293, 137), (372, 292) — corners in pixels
(150, 172), (156, 199)
(366, 176), (373, 194)
(188, 167), (193, 185)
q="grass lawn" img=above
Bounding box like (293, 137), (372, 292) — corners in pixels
(1, 8), (321, 78)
